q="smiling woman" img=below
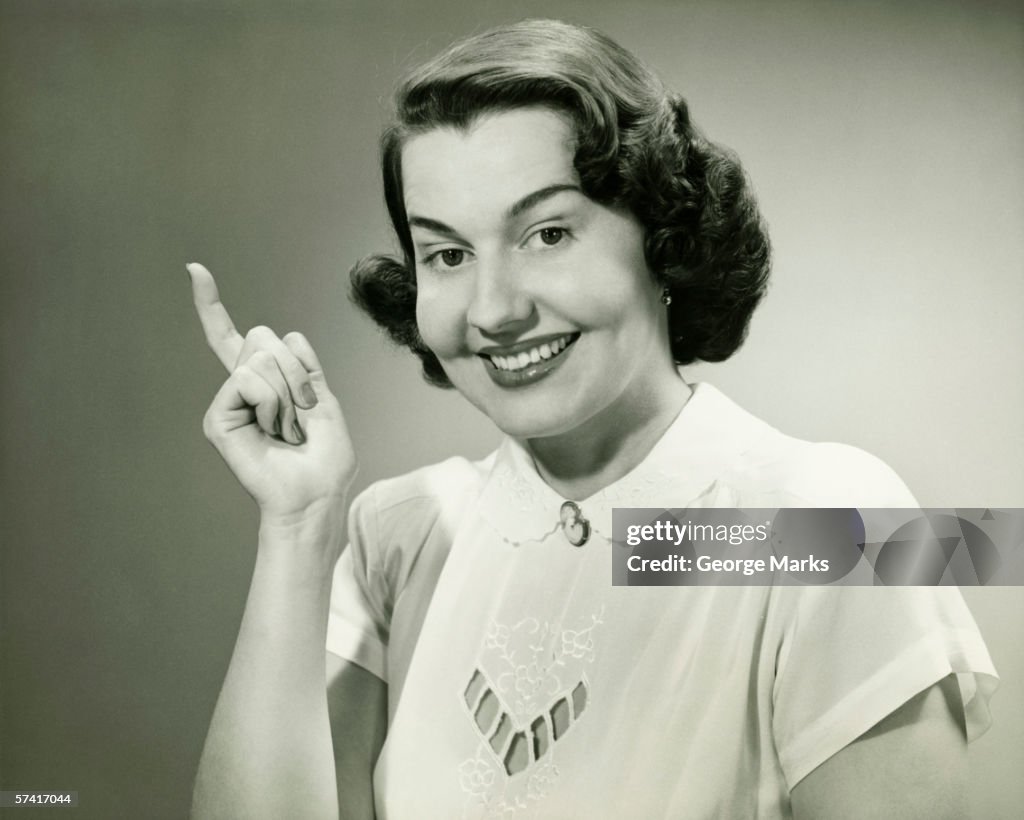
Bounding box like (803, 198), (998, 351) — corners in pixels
(401, 109), (679, 449)
(189, 18), (997, 820)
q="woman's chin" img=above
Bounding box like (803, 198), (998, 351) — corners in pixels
(479, 401), (592, 441)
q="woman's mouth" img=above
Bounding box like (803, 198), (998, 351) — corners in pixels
(479, 333), (579, 387)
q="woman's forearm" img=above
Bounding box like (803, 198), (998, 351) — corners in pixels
(191, 511), (345, 820)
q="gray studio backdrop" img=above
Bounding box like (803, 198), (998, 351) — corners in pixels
(1, 1), (1021, 817)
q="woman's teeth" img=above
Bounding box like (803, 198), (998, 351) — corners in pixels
(488, 336), (573, 372)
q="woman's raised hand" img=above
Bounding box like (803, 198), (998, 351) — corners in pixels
(188, 262), (356, 521)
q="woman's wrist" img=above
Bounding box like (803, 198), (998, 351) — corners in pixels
(257, 496), (347, 580)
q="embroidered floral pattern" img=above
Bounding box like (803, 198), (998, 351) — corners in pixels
(599, 467), (675, 506)
(484, 622), (511, 653)
(512, 661), (545, 702)
(493, 461), (541, 512)
(458, 609), (604, 816)
(526, 760), (560, 801)
(560, 613), (602, 662)
(459, 751), (498, 798)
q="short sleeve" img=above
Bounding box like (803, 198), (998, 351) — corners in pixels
(768, 585), (999, 788)
(326, 486), (390, 682)
(776, 442), (920, 508)
(324, 455), (488, 687)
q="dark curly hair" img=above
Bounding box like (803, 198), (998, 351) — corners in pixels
(350, 19), (771, 388)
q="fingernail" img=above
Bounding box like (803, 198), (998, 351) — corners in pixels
(301, 383), (317, 407)
(185, 264), (192, 280)
(292, 420), (305, 444)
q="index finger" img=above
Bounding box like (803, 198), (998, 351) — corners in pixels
(187, 262), (244, 371)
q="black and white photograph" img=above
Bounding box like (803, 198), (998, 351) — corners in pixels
(1, 1), (1021, 818)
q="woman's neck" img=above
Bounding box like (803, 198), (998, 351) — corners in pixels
(525, 375), (693, 502)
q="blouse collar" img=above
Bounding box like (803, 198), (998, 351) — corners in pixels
(474, 382), (773, 546)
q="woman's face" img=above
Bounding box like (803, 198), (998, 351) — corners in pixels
(404, 106), (673, 439)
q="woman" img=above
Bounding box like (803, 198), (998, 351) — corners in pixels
(189, 19), (996, 819)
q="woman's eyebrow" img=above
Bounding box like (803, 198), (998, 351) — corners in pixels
(408, 216), (463, 239)
(506, 183), (581, 220)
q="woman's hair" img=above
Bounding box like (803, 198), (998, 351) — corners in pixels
(350, 18), (771, 388)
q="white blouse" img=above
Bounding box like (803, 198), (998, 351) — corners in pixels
(326, 382), (997, 819)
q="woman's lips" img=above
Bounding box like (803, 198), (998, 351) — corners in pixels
(480, 333), (579, 388)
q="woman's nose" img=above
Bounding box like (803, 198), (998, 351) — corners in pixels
(465, 257), (535, 334)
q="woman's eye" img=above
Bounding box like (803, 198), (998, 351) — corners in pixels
(538, 227), (565, 246)
(440, 248), (465, 266)
(524, 226), (570, 250)
(424, 248), (466, 269)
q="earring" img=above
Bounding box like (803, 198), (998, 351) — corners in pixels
(661, 287), (672, 306)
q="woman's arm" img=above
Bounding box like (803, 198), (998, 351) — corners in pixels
(326, 653), (387, 819)
(187, 263), (359, 819)
(790, 674), (968, 819)
(192, 513), (345, 820)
